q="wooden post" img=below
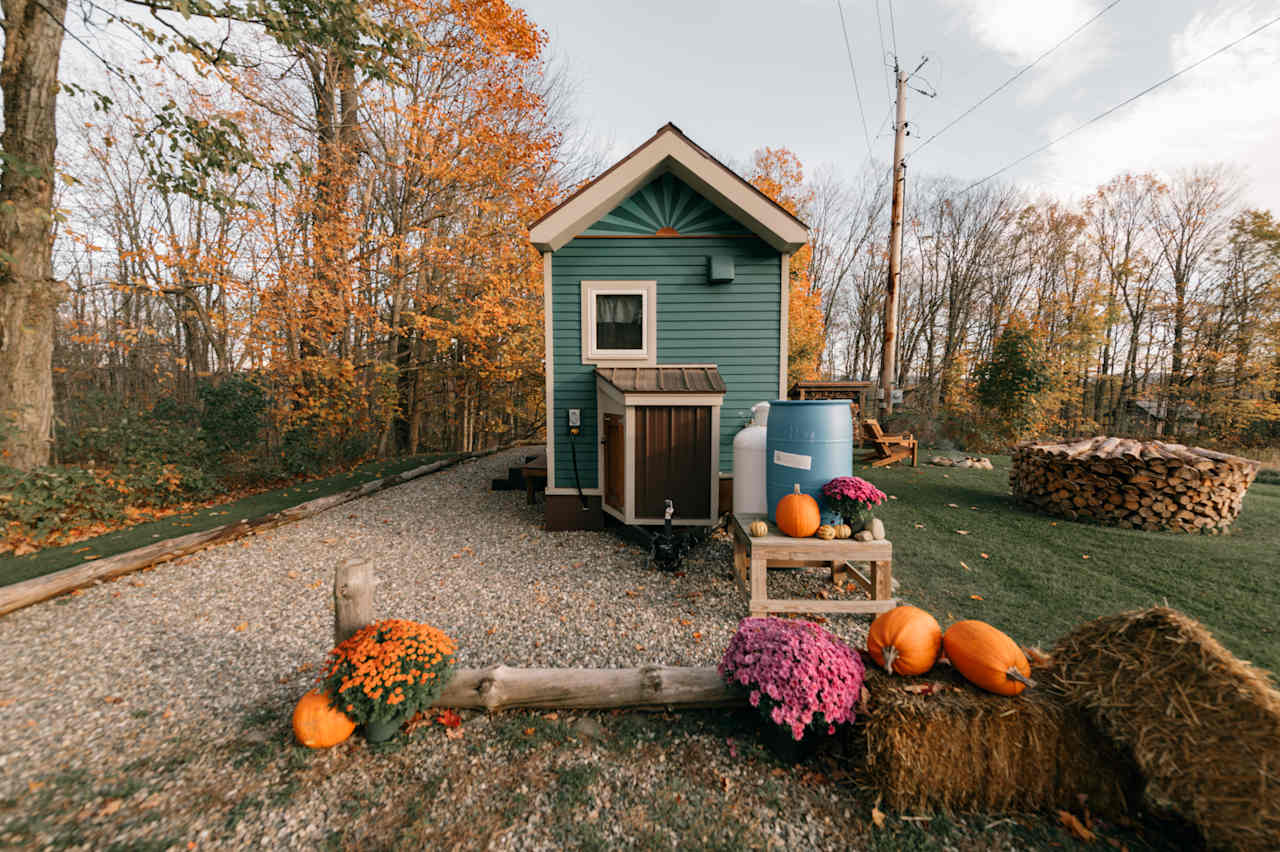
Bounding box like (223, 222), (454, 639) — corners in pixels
(334, 558), (375, 645)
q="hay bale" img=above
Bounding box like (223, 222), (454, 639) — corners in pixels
(856, 663), (1141, 814)
(1051, 607), (1280, 851)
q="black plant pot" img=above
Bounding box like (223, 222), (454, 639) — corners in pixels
(758, 722), (825, 764)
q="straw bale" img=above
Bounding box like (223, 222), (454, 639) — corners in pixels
(855, 663), (1141, 815)
(1050, 607), (1280, 851)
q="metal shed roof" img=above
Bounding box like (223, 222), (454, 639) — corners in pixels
(595, 365), (726, 395)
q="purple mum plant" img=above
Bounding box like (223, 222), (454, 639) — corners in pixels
(718, 617), (865, 741)
(821, 476), (887, 522)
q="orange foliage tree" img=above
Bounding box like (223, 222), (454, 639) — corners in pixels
(748, 147), (823, 388)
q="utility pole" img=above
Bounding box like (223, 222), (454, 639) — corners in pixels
(879, 62), (908, 421)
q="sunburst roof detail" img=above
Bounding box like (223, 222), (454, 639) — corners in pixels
(582, 173), (752, 237)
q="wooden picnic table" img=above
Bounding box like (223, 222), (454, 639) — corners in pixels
(729, 513), (896, 617)
(519, 450), (547, 504)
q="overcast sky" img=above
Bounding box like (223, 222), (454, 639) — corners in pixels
(516, 0), (1280, 209)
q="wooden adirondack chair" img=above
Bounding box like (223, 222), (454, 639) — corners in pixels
(861, 419), (918, 467)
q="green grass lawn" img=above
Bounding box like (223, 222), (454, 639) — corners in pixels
(864, 454), (1280, 680)
(0, 453), (451, 589)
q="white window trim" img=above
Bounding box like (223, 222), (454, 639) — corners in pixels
(580, 280), (657, 365)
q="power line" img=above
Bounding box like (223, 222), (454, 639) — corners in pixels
(914, 0), (1123, 157)
(960, 11), (1280, 194)
(835, 0), (875, 165)
(887, 0), (900, 59)
(872, 0), (892, 100)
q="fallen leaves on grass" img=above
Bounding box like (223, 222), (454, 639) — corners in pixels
(980, 552), (989, 559)
(435, 709), (462, 728)
(1057, 809), (1095, 842)
(1081, 554), (1090, 560)
(970, 594), (984, 601)
(955, 530), (970, 535)
(961, 561), (971, 571)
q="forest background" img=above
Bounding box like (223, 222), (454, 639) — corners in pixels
(1, 0), (1277, 552)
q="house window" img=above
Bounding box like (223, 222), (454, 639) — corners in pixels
(581, 280), (656, 363)
(595, 293), (644, 351)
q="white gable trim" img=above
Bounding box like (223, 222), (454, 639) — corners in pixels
(530, 127), (808, 253)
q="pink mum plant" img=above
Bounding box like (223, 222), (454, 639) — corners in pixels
(821, 476), (887, 522)
(718, 617), (865, 741)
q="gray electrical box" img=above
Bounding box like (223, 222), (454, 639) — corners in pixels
(708, 255), (735, 283)
(568, 408), (581, 428)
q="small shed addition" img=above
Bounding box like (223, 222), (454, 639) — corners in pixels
(530, 123), (809, 530)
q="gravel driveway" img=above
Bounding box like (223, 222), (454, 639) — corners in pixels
(0, 449), (879, 849)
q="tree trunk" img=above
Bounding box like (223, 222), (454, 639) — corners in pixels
(0, 0), (69, 470)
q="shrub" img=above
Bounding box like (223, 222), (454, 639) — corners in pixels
(974, 322), (1054, 445)
(320, 620), (458, 725)
(0, 465), (124, 544)
(718, 617), (865, 741)
(198, 376), (268, 459)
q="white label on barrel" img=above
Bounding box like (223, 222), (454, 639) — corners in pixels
(773, 450), (812, 470)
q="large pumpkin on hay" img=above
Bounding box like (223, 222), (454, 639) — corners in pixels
(943, 620), (1035, 696)
(868, 605), (941, 676)
(292, 690), (356, 748)
(775, 484), (820, 538)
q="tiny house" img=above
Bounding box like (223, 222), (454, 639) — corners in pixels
(529, 123), (808, 531)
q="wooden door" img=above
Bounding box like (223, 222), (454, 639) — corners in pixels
(603, 413), (625, 511)
(634, 406), (712, 519)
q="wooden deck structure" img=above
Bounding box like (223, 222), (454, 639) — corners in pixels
(729, 513), (895, 616)
(788, 380), (873, 447)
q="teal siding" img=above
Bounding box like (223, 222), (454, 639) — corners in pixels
(551, 236), (782, 490)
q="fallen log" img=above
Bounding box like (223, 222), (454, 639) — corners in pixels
(433, 664), (739, 711)
(0, 449), (505, 617)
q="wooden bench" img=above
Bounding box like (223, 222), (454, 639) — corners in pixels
(729, 513), (896, 617)
(862, 419), (918, 467)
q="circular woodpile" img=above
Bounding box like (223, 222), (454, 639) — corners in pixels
(1011, 436), (1260, 532)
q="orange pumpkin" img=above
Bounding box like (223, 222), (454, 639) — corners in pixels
(775, 484), (821, 538)
(942, 620), (1036, 696)
(292, 690), (356, 748)
(867, 605), (941, 676)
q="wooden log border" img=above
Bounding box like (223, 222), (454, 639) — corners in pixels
(0, 446), (515, 617)
(432, 664), (740, 711)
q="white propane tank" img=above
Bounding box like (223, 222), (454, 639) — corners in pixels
(732, 402), (770, 516)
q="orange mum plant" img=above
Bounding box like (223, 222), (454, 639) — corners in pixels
(320, 619), (458, 726)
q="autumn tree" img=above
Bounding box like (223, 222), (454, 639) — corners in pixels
(747, 147), (823, 388)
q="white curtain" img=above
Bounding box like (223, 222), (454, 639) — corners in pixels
(597, 294), (642, 323)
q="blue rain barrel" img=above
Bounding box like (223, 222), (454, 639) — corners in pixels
(766, 400), (853, 524)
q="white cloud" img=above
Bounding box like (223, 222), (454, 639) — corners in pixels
(947, 0), (1102, 63)
(944, 0), (1109, 101)
(1032, 1), (1280, 207)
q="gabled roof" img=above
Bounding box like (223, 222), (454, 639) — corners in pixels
(530, 123), (809, 253)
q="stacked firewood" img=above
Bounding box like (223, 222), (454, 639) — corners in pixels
(1011, 437), (1260, 532)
